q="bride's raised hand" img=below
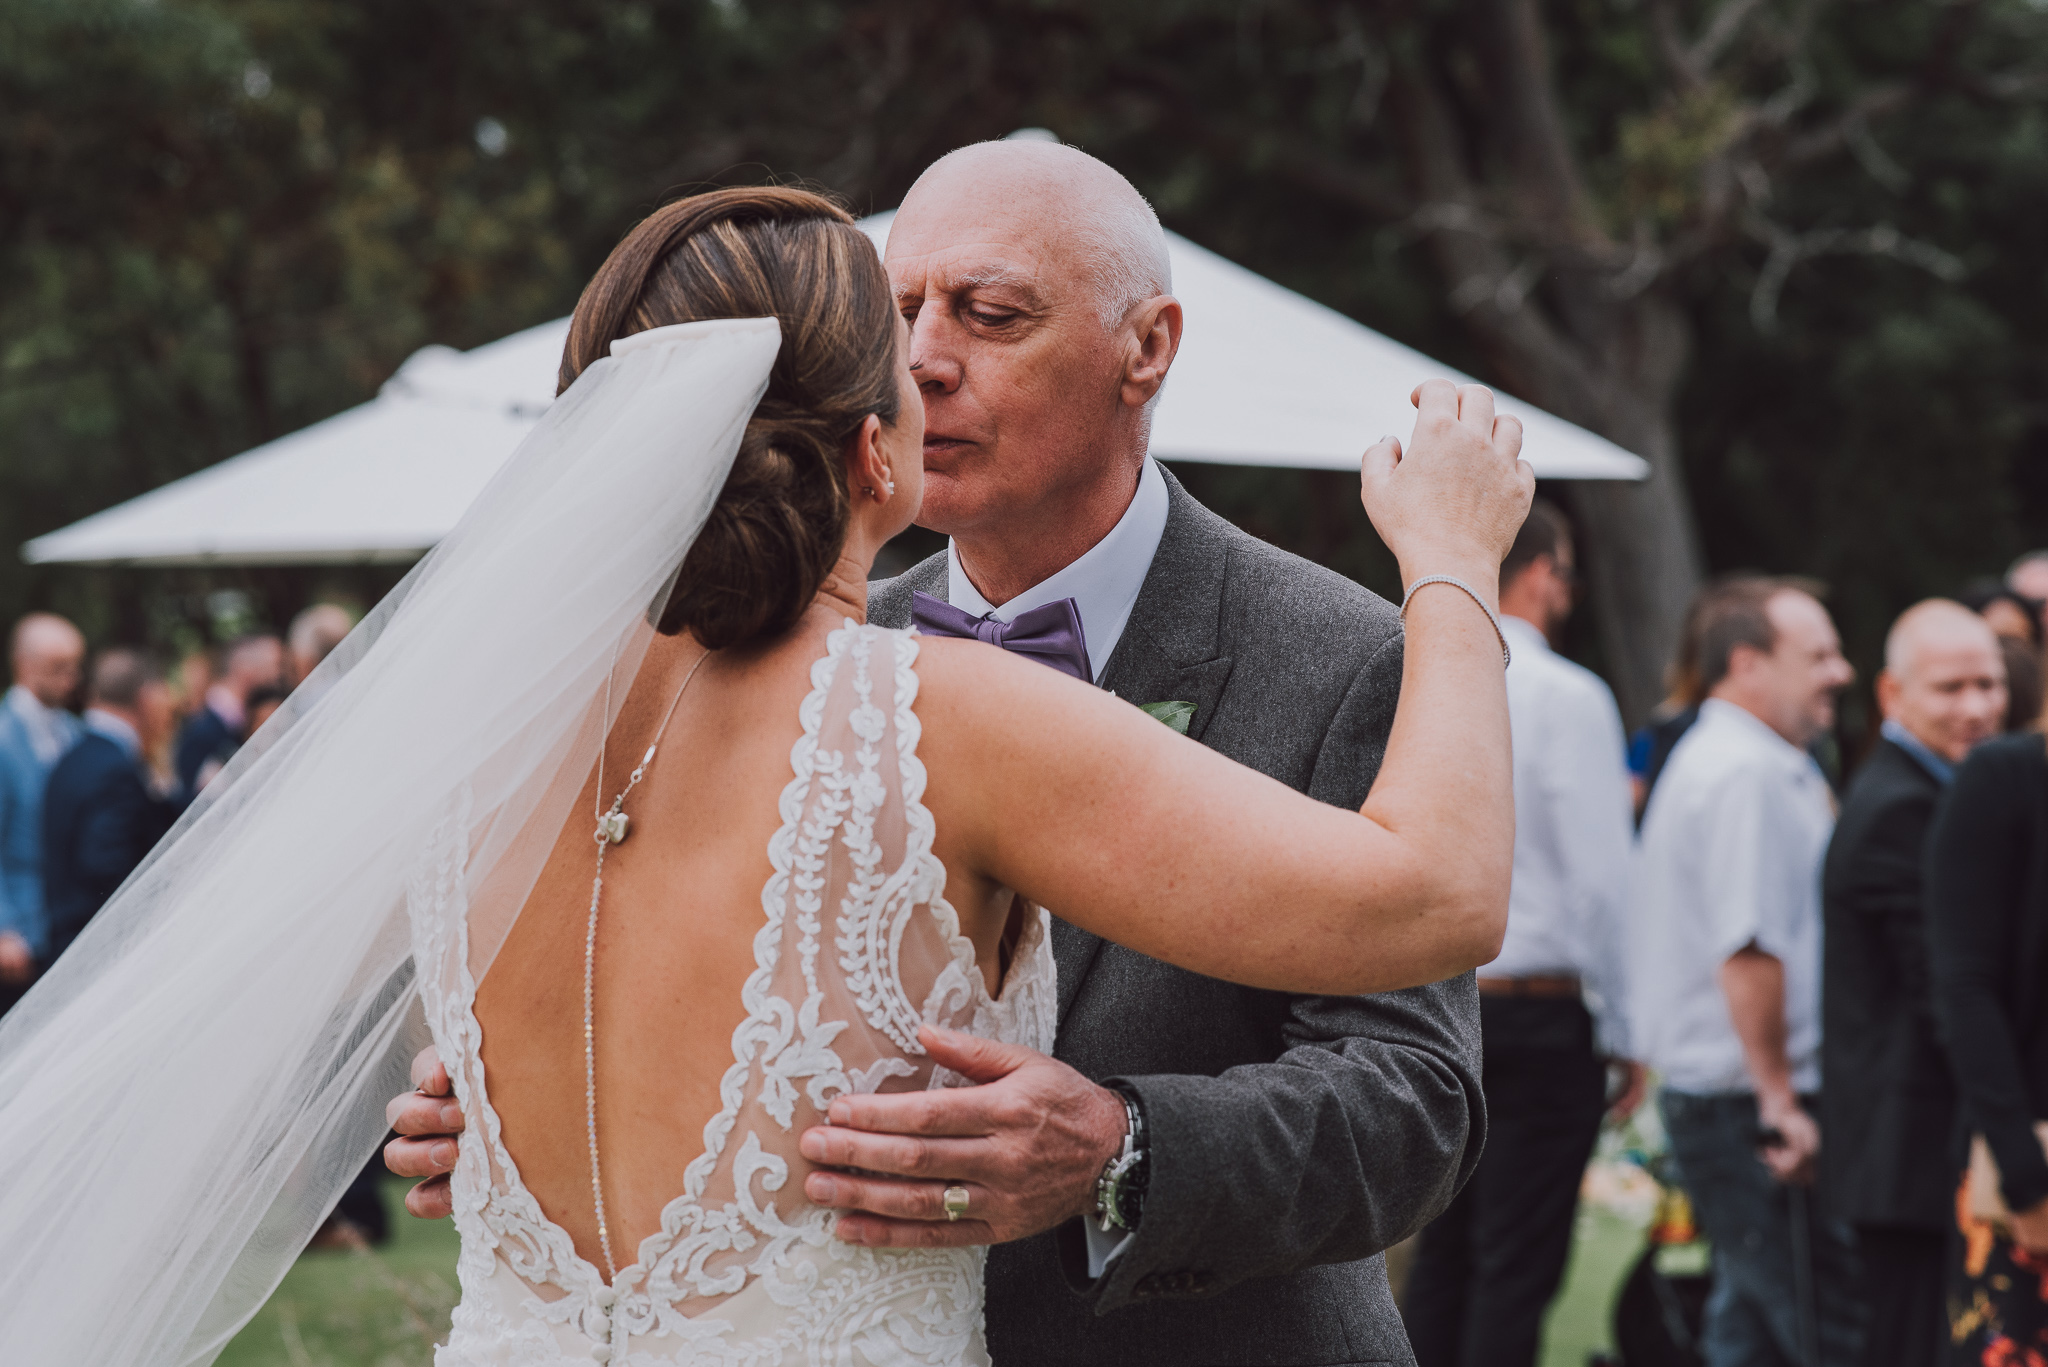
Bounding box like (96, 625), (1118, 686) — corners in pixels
(1361, 380), (1533, 592)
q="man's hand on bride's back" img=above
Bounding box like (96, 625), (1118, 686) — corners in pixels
(1362, 379), (1534, 586)
(797, 1024), (1129, 1248)
(385, 1045), (463, 1220)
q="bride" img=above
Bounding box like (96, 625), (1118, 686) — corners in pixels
(0, 186), (1528, 1365)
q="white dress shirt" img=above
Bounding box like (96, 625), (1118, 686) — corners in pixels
(1488, 615), (1636, 1055)
(945, 457), (1170, 684)
(1631, 698), (1833, 1095)
(5, 684), (74, 768)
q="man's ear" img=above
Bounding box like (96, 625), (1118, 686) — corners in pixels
(842, 414), (887, 499)
(1120, 295), (1183, 409)
(1874, 668), (1901, 719)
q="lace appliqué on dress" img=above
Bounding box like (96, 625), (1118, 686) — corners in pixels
(408, 622), (1056, 1366)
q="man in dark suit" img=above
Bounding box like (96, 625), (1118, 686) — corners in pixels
(792, 140), (1491, 1364)
(389, 138), (1489, 1365)
(174, 633), (282, 801)
(41, 649), (178, 965)
(1824, 599), (2007, 1367)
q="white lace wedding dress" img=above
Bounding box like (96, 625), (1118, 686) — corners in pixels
(410, 621), (1057, 1367)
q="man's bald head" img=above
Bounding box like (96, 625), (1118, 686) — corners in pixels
(1885, 599), (2001, 678)
(9, 612), (85, 709)
(1878, 598), (2008, 761)
(896, 140), (1171, 328)
(884, 139), (1184, 594)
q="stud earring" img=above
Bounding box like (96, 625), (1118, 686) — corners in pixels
(861, 486), (876, 498)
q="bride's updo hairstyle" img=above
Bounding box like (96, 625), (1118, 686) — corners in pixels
(559, 186), (901, 649)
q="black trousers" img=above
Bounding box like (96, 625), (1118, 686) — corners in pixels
(1855, 1226), (1943, 1367)
(1402, 995), (1609, 1367)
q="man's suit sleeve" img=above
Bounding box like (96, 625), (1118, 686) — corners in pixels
(1066, 631), (1486, 1309)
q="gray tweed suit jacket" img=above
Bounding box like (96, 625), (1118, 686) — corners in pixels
(868, 468), (1485, 1367)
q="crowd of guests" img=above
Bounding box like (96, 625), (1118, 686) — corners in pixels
(1404, 515), (2048, 1367)
(0, 604), (353, 1013)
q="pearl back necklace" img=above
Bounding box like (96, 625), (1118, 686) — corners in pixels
(584, 647), (710, 1280)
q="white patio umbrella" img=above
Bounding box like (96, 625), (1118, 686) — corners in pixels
(23, 218), (1644, 568)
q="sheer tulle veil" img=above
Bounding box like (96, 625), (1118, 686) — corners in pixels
(0, 316), (782, 1363)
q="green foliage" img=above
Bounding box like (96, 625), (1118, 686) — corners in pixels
(3, 0), (2045, 704)
(1138, 699), (1195, 733)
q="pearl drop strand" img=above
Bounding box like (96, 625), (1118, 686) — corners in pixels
(584, 647), (710, 1282)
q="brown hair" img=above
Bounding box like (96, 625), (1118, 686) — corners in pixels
(560, 186), (901, 649)
(1501, 498), (1572, 587)
(1693, 574), (1824, 693)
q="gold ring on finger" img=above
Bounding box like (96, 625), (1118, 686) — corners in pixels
(942, 1185), (970, 1222)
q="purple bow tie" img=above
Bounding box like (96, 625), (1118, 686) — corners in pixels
(910, 591), (1092, 682)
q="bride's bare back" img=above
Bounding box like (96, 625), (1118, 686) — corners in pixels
(474, 608), (1024, 1273)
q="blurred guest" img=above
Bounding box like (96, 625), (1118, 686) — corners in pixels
(1997, 636), (2043, 732)
(243, 684), (288, 739)
(1628, 573), (1790, 820)
(175, 634), (281, 801)
(2006, 551), (2048, 639)
(40, 650), (178, 966)
(174, 650), (213, 720)
(1926, 710), (2048, 1367)
(1960, 580), (2042, 650)
(1824, 602), (2006, 1367)
(286, 603), (352, 688)
(1634, 578), (1863, 1367)
(0, 613), (84, 1007)
(1404, 501), (1642, 1367)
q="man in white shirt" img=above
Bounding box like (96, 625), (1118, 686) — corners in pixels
(1635, 578), (1863, 1367)
(1403, 500), (1639, 1367)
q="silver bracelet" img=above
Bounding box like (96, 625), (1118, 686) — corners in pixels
(1401, 575), (1512, 668)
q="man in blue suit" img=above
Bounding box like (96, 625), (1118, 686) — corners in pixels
(41, 649), (178, 966)
(0, 613), (85, 1009)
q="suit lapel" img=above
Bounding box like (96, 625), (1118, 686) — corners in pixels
(1057, 468), (1238, 1025)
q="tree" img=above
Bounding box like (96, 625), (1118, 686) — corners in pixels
(1042, 0), (2048, 721)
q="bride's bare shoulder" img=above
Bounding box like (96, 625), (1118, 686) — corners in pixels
(903, 632), (1136, 745)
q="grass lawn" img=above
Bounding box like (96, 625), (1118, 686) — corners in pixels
(1541, 1204), (1654, 1367)
(217, 1179), (459, 1367)
(218, 1176), (1654, 1366)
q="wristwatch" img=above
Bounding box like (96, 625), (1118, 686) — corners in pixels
(1094, 1085), (1150, 1234)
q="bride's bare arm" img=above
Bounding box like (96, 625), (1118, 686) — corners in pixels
(918, 379), (1531, 997)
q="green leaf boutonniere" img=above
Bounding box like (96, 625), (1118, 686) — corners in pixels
(1138, 700), (1196, 735)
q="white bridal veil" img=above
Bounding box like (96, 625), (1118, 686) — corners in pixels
(0, 316), (783, 1363)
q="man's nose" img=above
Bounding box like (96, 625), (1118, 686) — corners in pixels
(908, 311), (964, 394)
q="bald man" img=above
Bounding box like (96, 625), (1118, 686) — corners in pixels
(391, 139), (1485, 1366)
(0, 613), (85, 1004)
(1824, 600), (2007, 1367)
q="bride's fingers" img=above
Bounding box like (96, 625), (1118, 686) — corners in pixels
(1456, 383), (1496, 437)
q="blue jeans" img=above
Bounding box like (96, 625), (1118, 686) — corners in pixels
(1661, 1089), (1865, 1367)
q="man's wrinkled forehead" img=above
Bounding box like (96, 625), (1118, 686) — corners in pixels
(886, 201), (1085, 306)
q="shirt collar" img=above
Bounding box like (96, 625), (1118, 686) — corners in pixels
(1698, 697), (1824, 776)
(6, 683), (70, 765)
(1500, 615), (1552, 663)
(1880, 717), (1955, 785)
(946, 457), (1170, 683)
(84, 707), (142, 762)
